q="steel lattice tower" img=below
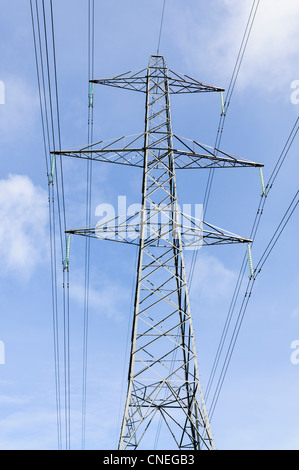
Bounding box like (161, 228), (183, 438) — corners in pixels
(54, 54), (263, 450)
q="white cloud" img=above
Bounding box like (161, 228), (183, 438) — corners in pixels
(188, 252), (237, 303)
(70, 278), (130, 321)
(0, 395), (30, 406)
(0, 76), (39, 141)
(0, 174), (48, 278)
(170, 0), (299, 95)
(0, 408), (58, 450)
(237, 0), (299, 93)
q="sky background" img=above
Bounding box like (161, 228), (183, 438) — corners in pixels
(0, 0), (299, 450)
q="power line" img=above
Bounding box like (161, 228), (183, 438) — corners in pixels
(31, 0), (297, 449)
(81, 0), (95, 450)
(255, 190), (299, 274)
(182, 0), (298, 421)
(157, 0), (166, 55)
(188, 0), (260, 290)
(30, 0), (69, 450)
(209, 189), (299, 419)
(30, 0), (63, 450)
(47, 0), (71, 449)
(207, 115), (299, 418)
(203, 0), (260, 216)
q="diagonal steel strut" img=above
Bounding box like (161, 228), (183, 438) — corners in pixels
(55, 54), (263, 450)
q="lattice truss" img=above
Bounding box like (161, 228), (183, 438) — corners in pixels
(53, 55), (263, 450)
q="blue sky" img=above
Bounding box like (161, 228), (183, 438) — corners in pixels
(0, 0), (299, 450)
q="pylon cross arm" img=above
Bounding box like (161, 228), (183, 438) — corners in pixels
(172, 134), (264, 169)
(55, 54), (263, 450)
(65, 209), (252, 248)
(52, 134), (263, 170)
(90, 66), (224, 94)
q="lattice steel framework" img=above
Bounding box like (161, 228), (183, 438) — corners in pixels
(53, 55), (263, 450)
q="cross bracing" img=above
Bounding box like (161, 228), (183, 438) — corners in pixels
(53, 54), (262, 450)
(53, 132), (262, 170)
(89, 65), (225, 94)
(65, 211), (252, 249)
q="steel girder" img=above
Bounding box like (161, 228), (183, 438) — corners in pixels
(53, 132), (263, 170)
(54, 55), (263, 450)
(117, 55), (214, 450)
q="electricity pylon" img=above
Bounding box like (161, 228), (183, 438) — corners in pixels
(53, 54), (263, 450)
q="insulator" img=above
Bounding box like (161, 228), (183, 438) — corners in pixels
(247, 243), (255, 279)
(220, 91), (226, 116)
(259, 167), (266, 196)
(89, 82), (94, 107)
(64, 234), (71, 271)
(49, 154), (56, 184)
